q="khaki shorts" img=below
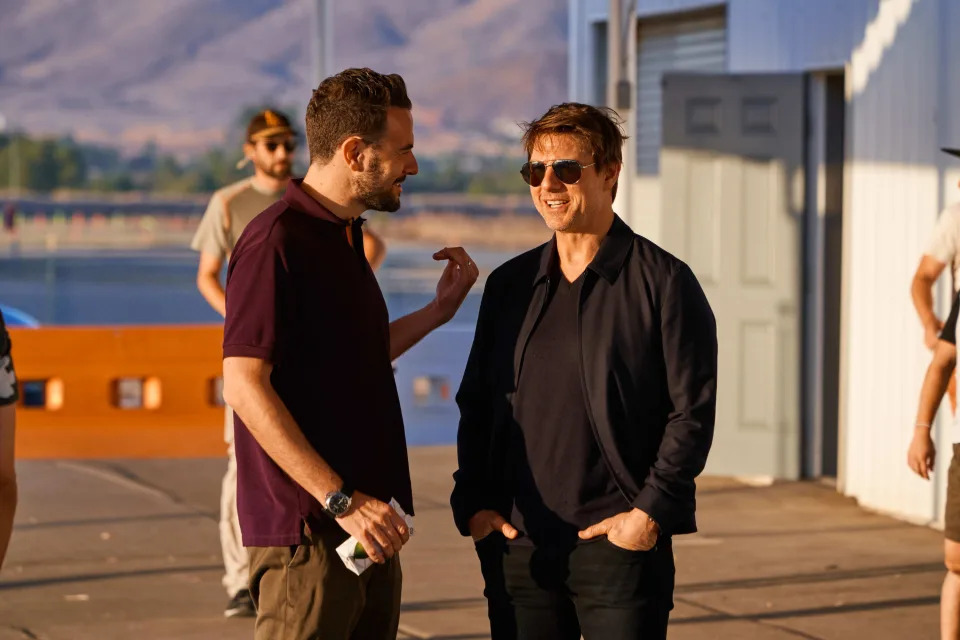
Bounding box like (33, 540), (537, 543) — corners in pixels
(947, 444), (960, 542)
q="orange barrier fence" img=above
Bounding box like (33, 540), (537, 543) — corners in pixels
(9, 326), (227, 459)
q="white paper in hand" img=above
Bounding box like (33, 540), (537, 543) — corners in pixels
(336, 498), (414, 576)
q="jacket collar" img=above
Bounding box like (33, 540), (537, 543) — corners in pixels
(533, 214), (634, 285)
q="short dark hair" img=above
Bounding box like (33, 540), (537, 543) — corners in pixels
(305, 68), (412, 164)
(521, 103), (627, 198)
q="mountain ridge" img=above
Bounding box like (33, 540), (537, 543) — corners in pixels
(0, 0), (568, 156)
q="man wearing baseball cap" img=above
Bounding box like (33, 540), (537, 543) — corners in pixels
(191, 109), (386, 617)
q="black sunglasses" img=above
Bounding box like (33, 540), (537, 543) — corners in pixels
(262, 140), (297, 153)
(521, 159), (596, 187)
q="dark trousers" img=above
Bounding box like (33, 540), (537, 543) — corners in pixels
(248, 519), (402, 640)
(475, 534), (675, 640)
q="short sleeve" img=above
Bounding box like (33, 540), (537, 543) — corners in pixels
(223, 237), (286, 362)
(191, 193), (230, 260)
(941, 291), (960, 345)
(926, 206), (960, 266)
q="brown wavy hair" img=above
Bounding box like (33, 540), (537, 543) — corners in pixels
(521, 103), (627, 198)
(305, 68), (412, 164)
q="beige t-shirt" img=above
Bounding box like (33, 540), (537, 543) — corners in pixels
(190, 177), (284, 259)
(927, 202), (960, 290)
(191, 178), (283, 443)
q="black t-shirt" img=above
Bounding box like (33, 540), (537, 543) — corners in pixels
(942, 292), (960, 345)
(507, 266), (627, 548)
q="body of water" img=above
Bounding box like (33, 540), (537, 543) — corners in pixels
(0, 245), (518, 445)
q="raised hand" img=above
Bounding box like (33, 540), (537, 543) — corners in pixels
(432, 247), (479, 324)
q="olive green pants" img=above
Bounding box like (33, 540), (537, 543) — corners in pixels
(248, 519), (402, 640)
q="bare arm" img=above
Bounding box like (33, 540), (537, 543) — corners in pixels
(223, 357), (340, 501)
(363, 229), (387, 272)
(911, 255), (947, 349)
(0, 404), (16, 569)
(196, 251), (227, 317)
(388, 247), (479, 361)
(222, 356), (408, 562)
(389, 305), (445, 361)
(914, 340), (956, 426)
(909, 339), (957, 479)
(197, 251), (227, 317)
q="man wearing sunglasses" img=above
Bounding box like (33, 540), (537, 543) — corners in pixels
(452, 102), (718, 639)
(191, 108), (387, 619)
(191, 108), (297, 618)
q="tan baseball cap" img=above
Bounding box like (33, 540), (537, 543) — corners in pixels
(247, 109), (294, 142)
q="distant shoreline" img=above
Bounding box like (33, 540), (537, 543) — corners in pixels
(0, 210), (551, 254)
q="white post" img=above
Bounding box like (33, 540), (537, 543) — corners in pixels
(607, 0), (635, 217)
(10, 135), (20, 196)
(311, 0), (334, 88)
(0, 114), (18, 195)
(607, 0), (622, 111)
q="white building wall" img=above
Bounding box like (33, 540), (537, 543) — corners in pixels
(569, 0), (955, 526)
(840, 0), (944, 525)
(726, 0), (878, 72)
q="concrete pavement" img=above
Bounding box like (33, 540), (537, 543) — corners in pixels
(0, 446), (945, 639)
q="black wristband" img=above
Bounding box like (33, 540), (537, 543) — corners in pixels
(339, 480), (354, 498)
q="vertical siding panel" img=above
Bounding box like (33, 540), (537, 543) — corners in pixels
(845, 0), (939, 522)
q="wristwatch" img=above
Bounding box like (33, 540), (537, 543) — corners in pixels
(324, 481), (354, 518)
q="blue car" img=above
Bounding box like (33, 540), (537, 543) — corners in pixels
(0, 305), (40, 328)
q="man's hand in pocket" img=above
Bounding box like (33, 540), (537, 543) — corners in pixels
(468, 510), (519, 541)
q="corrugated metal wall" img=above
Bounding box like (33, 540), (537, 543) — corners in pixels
(636, 13), (727, 174)
(568, 0), (727, 118)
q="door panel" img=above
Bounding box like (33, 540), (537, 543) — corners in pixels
(661, 73), (805, 478)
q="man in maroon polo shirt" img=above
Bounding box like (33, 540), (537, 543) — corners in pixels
(221, 68), (479, 640)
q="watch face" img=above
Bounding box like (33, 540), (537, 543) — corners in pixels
(327, 491), (350, 515)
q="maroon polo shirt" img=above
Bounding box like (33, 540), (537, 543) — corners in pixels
(223, 178), (413, 547)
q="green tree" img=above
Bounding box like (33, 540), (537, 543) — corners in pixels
(54, 138), (87, 188)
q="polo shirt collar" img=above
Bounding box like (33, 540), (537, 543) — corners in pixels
(282, 178), (354, 226)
